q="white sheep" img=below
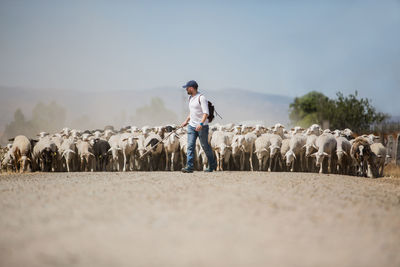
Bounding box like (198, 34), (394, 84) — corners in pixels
(284, 134), (306, 172)
(304, 134), (318, 172)
(268, 133), (282, 172)
(368, 143), (387, 178)
(108, 134), (122, 171)
(163, 131), (180, 171)
(59, 137), (77, 172)
(119, 133), (138, 172)
(211, 131), (232, 171)
(254, 134), (271, 171)
(335, 136), (352, 175)
(311, 133), (337, 174)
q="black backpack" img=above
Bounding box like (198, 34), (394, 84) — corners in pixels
(198, 94), (220, 123)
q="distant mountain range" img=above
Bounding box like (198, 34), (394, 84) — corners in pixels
(0, 86), (292, 133)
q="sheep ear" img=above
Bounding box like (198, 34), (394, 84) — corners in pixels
(323, 152), (329, 156)
(122, 138), (128, 141)
(302, 144), (307, 149)
(311, 152), (317, 157)
(377, 155), (382, 158)
(293, 154), (297, 159)
(313, 144), (318, 149)
(262, 148), (268, 152)
(343, 151), (348, 156)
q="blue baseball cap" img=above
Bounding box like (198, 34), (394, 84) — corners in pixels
(182, 80), (198, 89)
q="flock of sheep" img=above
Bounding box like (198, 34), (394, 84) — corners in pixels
(0, 123), (389, 178)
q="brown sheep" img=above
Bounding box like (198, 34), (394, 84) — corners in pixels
(350, 137), (372, 177)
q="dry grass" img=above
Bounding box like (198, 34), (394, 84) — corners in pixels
(384, 163), (400, 178)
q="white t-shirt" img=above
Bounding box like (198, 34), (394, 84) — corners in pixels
(188, 92), (209, 127)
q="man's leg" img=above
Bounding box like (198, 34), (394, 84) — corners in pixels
(184, 125), (197, 171)
(198, 125), (216, 170)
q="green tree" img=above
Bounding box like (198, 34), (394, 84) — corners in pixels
(289, 91), (389, 133)
(289, 91), (334, 128)
(329, 91), (388, 133)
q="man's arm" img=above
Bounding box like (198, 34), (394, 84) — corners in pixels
(195, 113), (208, 131)
(180, 114), (190, 127)
(200, 113), (207, 124)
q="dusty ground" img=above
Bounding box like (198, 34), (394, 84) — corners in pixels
(0, 172), (399, 267)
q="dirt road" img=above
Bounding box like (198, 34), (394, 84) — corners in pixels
(1, 172), (399, 267)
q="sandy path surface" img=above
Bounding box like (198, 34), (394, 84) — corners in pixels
(0, 172), (399, 267)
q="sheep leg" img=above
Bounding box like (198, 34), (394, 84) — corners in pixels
(171, 152), (175, 171)
(131, 153), (136, 171)
(180, 149), (184, 169)
(319, 161), (323, 174)
(300, 153), (304, 172)
(66, 156), (70, 172)
(249, 149), (254, 172)
(71, 157), (75, 172)
(165, 150), (169, 171)
(90, 156), (94, 172)
(268, 156), (273, 172)
(240, 152), (245, 171)
(122, 150), (127, 172)
(274, 156), (279, 171)
(215, 152), (220, 171)
(328, 156), (332, 173)
(80, 157), (85, 171)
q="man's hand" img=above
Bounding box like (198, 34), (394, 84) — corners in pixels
(180, 121), (188, 128)
(195, 125), (202, 131)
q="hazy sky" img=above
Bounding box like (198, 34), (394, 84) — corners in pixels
(1, 0), (399, 115)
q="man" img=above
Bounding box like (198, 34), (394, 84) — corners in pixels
(180, 80), (217, 173)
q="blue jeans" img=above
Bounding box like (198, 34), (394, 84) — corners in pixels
(187, 125), (216, 170)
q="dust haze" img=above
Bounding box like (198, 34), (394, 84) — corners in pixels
(0, 86), (291, 145)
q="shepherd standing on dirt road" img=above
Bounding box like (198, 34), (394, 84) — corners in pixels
(180, 80), (217, 173)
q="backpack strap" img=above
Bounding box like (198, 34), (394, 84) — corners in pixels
(198, 94), (203, 104)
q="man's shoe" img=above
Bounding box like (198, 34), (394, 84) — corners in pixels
(181, 167), (194, 173)
(204, 165), (217, 172)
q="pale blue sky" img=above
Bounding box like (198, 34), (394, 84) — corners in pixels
(0, 0), (399, 115)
